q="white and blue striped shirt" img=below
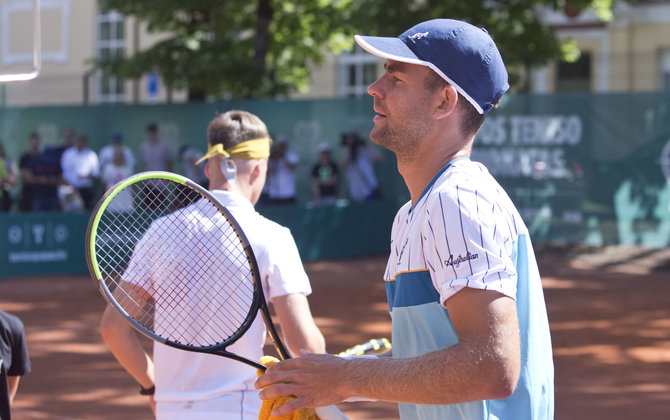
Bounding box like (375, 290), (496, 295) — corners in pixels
(384, 158), (554, 420)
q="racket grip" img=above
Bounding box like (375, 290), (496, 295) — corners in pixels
(314, 405), (349, 420)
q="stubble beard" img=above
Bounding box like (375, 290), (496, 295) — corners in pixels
(370, 116), (428, 164)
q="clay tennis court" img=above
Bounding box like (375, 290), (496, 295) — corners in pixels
(1, 245), (669, 419)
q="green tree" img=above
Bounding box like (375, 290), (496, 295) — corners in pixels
(347, 0), (614, 91)
(98, 0), (357, 100)
(97, 0), (612, 100)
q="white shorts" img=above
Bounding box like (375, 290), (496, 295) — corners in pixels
(156, 390), (262, 420)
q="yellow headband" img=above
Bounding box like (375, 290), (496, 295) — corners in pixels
(195, 138), (271, 164)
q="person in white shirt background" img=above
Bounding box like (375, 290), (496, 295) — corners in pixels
(266, 136), (299, 205)
(99, 132), (136, 173)
(60, 133), (100, 211)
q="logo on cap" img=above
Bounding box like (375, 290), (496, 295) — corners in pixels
(407, 31), (429, 42)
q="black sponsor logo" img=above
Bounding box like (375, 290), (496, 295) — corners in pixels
(444, 252), (478, 268)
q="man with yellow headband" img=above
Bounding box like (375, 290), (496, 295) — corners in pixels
(100, 110), (326, 420)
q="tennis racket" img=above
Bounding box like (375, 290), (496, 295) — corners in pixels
(86, 171), (347, 420)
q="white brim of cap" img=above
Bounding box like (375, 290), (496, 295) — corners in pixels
(354, 34), (485, 114)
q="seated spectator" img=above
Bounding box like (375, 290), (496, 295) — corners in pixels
(101, 143), (135, 213)
(60, 134), (100, 211)
(99, 132), (136, 172)
(311, 142), (339, 205)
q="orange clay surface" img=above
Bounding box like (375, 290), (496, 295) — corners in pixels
(1, 246), (669, 419)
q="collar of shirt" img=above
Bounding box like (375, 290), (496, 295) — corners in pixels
(209, 189), (254, 213)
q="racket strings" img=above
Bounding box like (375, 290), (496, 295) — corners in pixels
(96, 179), (257, 348)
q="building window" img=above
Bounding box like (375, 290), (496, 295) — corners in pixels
(556, 52), (591, 92)
(338, 45), (378, 97)
(660, 49), (670, 92)
(96, 9), (125, 103)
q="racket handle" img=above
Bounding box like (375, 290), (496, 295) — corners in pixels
(314, 405), (349, 420)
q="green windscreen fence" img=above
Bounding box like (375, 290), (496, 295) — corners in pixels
(1, 93), (669, 278)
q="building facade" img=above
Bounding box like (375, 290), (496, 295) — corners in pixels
(0, 0), (186, 106)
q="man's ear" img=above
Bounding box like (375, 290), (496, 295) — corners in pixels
(250, 162), (261, 184)
(434, 84), (459, 120)
(204, 161), (211, 180)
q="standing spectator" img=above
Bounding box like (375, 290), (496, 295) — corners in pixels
(267, 136), (299, 205)
(19, 132), (62, 212)
(311, 142), (339, 205)
(140, 123), (173, 208)
(101, 143), (135, 213)
(0, 309), (31, 420)
(0, 142), (19, 212)
(140, 123), (173, 172)
(340, 131), (382, 202)
(178, 145), (208, 188)
(18, 132), (41, 211)
(60, 134), (100, 211)
(99, 132), (136, 172)
(52, 125), (75, 162)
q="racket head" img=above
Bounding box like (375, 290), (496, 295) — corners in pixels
(86, 171), (264, 356)
(336, 338), (391, 357)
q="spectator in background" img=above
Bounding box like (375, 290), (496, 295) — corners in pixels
(53, 125), (75, 161)
(99, 132), (136, 173)
(0, 142), (19, 212)
(101, 143), (135, 213)
(19, 132), (62, 212)
(60, 134), (100, 211)
(18, 132), (41, 211)
(178, 145), (208, 188)
(311, 142), (339, 205)
(140, 123), (173, 172)
(0, 309), (31, 420)
(140, 123), (173, 208)
(267, 136), (299, 205)
(339, 130), (382, 202)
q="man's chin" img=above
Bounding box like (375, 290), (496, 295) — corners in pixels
(369, 128), (385, 147)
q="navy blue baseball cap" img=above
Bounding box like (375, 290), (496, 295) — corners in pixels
(355, 19), (509, 115)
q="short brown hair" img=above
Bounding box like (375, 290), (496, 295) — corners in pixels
(207, 110), (271, 149)
(424, 71), (486, 137)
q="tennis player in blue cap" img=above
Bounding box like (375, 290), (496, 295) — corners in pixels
(256, 19), (554, 420)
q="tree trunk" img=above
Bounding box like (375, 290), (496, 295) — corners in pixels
(254, 0), (273, 73)
(188, 88), (206, 102)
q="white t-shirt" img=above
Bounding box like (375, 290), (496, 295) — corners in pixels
(267, 151), (299, 199)
(344, 147), (378, 201)
(122, 190), (311, 414)
(99, 144), (136, 170)
(60, 147), (100, 188)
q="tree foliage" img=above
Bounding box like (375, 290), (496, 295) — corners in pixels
(98, 0), (357, 100)
(97, 0), (613, 100)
